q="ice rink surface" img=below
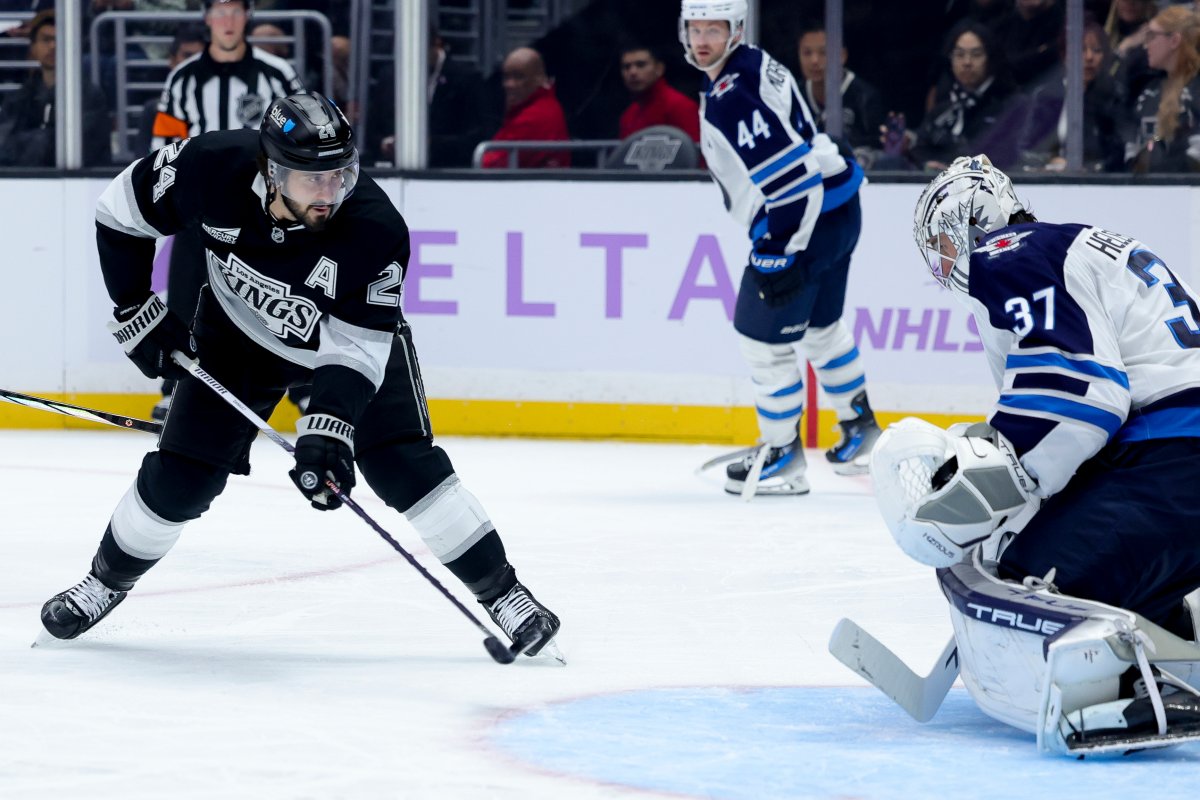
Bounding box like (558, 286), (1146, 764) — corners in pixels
(1, 430), (1197, 799)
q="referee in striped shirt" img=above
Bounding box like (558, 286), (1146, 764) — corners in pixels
(149, 0), (304, 419)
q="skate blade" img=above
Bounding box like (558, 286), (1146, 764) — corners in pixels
(830, 459), (871, 476)
(535, 639), (567, 666)
(1063, 728), (1200, 757)
(31, 627), (69, 649)
(724, 478), (811, 497)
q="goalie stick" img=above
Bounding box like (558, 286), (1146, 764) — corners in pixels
(168, 352), (537, 665)
(828, 618), (959, 723)
(0, 388), (161, 434)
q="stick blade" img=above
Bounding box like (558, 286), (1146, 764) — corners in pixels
(828, 618), (958, 723)
(484, 636), (516, 664)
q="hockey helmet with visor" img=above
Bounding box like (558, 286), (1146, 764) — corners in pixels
(260, 91), (359, 219)
(912, 154), (1025, 292)
(679, 0), (747, 71)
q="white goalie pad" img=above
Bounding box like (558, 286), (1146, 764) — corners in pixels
(939, 552), (1200, 756)
(872, 418), (1038, 568)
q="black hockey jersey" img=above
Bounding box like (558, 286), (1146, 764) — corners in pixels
(95, 129), (409, 416)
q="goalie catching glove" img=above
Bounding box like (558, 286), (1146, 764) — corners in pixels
(106, 294), (197, 382)
(289, 414), (356, 511)
(870, 417), (1038, 568)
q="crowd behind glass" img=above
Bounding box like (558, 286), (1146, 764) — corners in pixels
(3, 0), (1200, 175)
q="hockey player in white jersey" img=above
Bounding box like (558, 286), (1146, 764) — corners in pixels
(680, 0), (881, 496)
(867, 154), (1200, 754)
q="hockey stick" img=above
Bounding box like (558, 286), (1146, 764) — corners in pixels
(740, 444), (768, 501)
(170, 352), (520, 665)
(0, 388), (162, 435)
(828, 617), (959, 723)
(696, 445), (757, 473)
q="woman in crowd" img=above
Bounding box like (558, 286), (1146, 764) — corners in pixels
(1019, 20), (1125, 172)
(1124, 5), (1200, 173)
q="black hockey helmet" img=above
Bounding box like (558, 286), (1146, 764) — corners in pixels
(260, 91), (357, 171)
(260, 92), (360, 219)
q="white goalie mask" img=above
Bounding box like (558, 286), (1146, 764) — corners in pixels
(679, 0), (748, 71)
(912, 154), (1026, 293)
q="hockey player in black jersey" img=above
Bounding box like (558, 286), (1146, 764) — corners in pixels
(40, 92), (560, 658)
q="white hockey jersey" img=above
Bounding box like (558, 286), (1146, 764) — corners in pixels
(698, 44), (863, 255)
(960, 222), (1200, 496)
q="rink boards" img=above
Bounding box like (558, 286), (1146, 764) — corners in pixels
(4, 177), (1199, 444)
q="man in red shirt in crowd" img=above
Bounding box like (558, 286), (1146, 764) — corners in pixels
(481, 47), (570, 168)
(617, 44), (699, 141)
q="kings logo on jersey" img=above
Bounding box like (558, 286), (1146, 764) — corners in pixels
(977, 230), (1034, 258)
(206, 250), (320, 341)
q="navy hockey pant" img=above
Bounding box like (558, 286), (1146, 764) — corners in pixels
(733, 193), (861, 344)
(999, 438), (1200, 638)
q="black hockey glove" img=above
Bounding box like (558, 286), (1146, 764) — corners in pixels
(288, 414), (356, 511)
(106, 294), (197, 382)
(747, 252), (806, 308)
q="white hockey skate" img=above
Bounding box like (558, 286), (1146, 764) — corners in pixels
(724, 438), (810, 497)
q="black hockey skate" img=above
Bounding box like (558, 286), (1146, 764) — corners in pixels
(725, 438), (810, 496)
(40, 573), (128, 640)
(825, 390), (882, 476)
(1059, 693), (1200, 755)
(483, 581), (560, 657)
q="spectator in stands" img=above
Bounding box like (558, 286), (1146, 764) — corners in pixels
(1018, 19), (1125, 171)
(149, 0), (303, 420)
(425, 31), (489, 167)
(250, 20), (321, 89)
(1124, 4), (1200, 172)
(616, 43), (699, 141)
(248, 20), (286, 56)
(0, 10), (112, 167)
(90, 0), (201, 61)
(369, 30), (490, 168)
(881, 19), (1023, 171)
(992, 0), (1066, 90)
(264, 0), (349, 105)
(1106, 0), (1157, 57)
(0, 0), (53, 38)
(795, 21), (885, 166)
(480, 46), (570, 168)
(1107, 0), (1160, 106)
(131, 24), (204, 155)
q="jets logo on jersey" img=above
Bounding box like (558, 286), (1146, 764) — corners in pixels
(977, 230), (1034, 258)
(201, 224), (240, 244)
(710, 73), (740, 98)
(207, 250), (320, 341)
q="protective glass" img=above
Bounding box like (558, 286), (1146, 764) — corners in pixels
(267, 156), (360, 207)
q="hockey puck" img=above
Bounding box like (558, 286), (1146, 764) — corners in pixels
(484, 636), (516, 664)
